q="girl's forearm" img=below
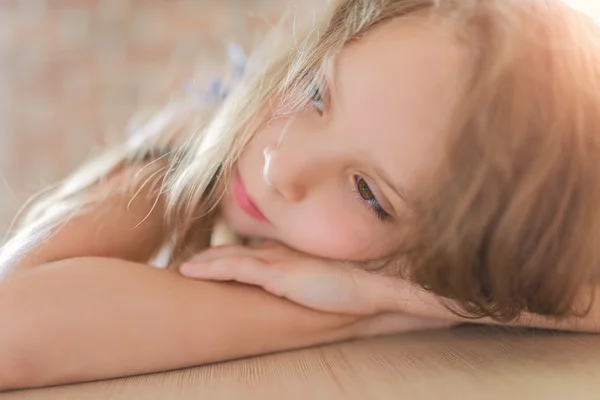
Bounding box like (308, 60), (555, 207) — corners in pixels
(386, 283), (600, 332)
(0, 257), (359, 390)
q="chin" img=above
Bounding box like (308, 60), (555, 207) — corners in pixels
(220, 206), (268, 241)
(230, 221), (262, 239)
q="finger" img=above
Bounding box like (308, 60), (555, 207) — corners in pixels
(180, 256), (288, 296)
(190, 242), (294, 265)
(188, 245), (264, 263)
(249, 240), (281, 249)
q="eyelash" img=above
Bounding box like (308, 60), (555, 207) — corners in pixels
(352, 176), (391, 222)
(309, 83), (325, 115)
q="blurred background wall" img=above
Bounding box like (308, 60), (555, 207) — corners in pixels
(0, 0), (317, 235)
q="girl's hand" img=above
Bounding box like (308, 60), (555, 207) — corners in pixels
(179, 242), (407, 316)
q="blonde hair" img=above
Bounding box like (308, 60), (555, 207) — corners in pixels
(4, 0), (600, 321)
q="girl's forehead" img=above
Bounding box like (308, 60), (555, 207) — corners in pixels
(330, 16), (468, 193)
(339, 15), (464, 72)
(334, 15), (467, 130)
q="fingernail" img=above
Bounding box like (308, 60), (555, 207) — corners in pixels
(180, 263), (197, 276)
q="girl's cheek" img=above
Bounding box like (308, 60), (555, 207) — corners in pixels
(286, 209), (385, 260)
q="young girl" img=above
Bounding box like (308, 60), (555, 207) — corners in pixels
(2, 0), (600, 390)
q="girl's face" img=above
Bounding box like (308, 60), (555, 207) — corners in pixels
(220, 16), (467, 261)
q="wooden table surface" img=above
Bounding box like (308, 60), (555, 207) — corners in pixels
(4, 326), (600, 400)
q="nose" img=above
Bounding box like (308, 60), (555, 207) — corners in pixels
(263, 144), (310, 202)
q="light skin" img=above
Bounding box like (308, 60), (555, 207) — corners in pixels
(2, 164), (452, 391)
(3, 12), (599, 392)
(219, 16), (465, 261)
(184, 16), (600, 332)
(0, 17), (466, 390)
(193, 17), (467, 313)
(0, 18), (465, 389)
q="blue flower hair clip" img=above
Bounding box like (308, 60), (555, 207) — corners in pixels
(184, 42), (247, 105)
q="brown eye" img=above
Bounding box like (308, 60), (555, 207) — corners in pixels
(356, 177), (375, 201)
(353, 175), (390, 222)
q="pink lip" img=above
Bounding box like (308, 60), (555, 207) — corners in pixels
(232, 170), (269, 223)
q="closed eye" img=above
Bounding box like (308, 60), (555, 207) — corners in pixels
(310, 83), (325, 115)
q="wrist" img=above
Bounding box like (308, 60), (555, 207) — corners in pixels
(350, 313), (457, 339)
(375, 279), (449, 319)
